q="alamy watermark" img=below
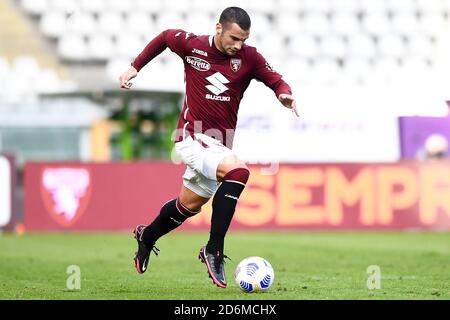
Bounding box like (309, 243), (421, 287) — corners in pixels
(366, 265), (381, 290)
(66, 265), (81, 290)
(170, 123), (280, 176)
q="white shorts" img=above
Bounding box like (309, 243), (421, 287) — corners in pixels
(174, 133), (235, 198)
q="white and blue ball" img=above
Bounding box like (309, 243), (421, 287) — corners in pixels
(234, 256), (275, 293)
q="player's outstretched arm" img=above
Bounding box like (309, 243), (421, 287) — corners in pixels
(278, 93), (299, 117)
(119, 66), (138, 89)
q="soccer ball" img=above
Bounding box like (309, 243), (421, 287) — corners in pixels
(234, 256), (275, 293)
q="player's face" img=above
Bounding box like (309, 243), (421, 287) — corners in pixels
(216, 22), (250, 56)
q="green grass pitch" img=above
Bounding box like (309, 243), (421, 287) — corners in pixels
(0, 231), (449, 300)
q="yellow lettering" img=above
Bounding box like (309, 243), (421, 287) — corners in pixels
(235, 170), (275, 226)
(325, 168), (375, 225)
(377, 167), (417, 225)
(420, 166), (450, 225)
(187, 169), (275, 227)
(276, 167), (324, 225)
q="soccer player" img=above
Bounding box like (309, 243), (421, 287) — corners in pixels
(119, 7), (298, 288)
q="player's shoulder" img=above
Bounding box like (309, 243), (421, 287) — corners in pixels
(242, 43), (257, 52)
(169, 29), (198, 40)
(241, 44), (262, 58)
(239, 44), (265, 65)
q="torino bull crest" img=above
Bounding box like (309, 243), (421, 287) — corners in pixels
(230, 58), (242, 72)
(41, 167), (91, 226)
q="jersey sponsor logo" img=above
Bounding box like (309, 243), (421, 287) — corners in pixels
(192, 48), (208, 57)
(230, 58), (242, 72)
(186, 56), (211, 71)
(205, 72), (229, 95)
(205, 94), (231, 102)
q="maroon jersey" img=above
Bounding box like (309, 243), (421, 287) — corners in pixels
(132, 29), (292, 147)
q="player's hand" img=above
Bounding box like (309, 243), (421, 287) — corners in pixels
(278, 94), (299, 117)
(119, 66), (138, 89)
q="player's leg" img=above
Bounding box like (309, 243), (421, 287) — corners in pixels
(142, 184), (209, 245)
(134, 184), (209, 274)
(199, 154), (250, 288)
(207, 154), (249, 254)
(173, 133), (249, 287)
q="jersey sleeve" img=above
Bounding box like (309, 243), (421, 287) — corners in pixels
(251, 49), (292, 97)
(131, 29), (191, 71)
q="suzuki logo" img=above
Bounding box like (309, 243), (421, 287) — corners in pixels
(205, 72), (229, 95)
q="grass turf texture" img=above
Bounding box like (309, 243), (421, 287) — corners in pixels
(0, 231), (449, 300)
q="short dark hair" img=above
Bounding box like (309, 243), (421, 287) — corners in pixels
(219, 7), (251, 31)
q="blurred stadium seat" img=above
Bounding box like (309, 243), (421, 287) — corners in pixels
(0, 0), (448, 115)
(391, 12), (420, 37)
(359, 0), (386, 13)
(134, 0), (163, 14)
(274, 11), (302, 36)
(108, 0), (131, 13)
(98, 11), (125, 36)
(303, 12), (331, 37)
(185, 12), (215, 35)
(342, 57), (373, 86)
(288, 34), (320, 59)
(303, 0), (331, 14)
(387, 0), (417, 13)
(39, 11), (67, 38)
(57, 34), (89, 61)
(247, 12), (272, 38)
(408, 35), (435, 59)
(66, 12), (97, 37)
(420, 12), (448, 37)
(332, 0), (360, 13)
(378, 34), (408, 59)
(316, 58), (342, 86)
(163, 0), (190, 13)
(20, 0), (48, 16)
(417, 0), (445, 13)
(87, 34), (115, 61)
(155, 12), (185, 30)
(362, 12), (391, 36)
(331, 12), (360, 37)
(347, 34), (376, 59)
(320, 35), (347, 59)
(125, 12), (156, 38)
(115, 33), (144, 59)
(48, 0), (78, 13)
(80, 0), (105, 14)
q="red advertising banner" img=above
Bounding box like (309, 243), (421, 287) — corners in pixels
(24, 161), (450, 231)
